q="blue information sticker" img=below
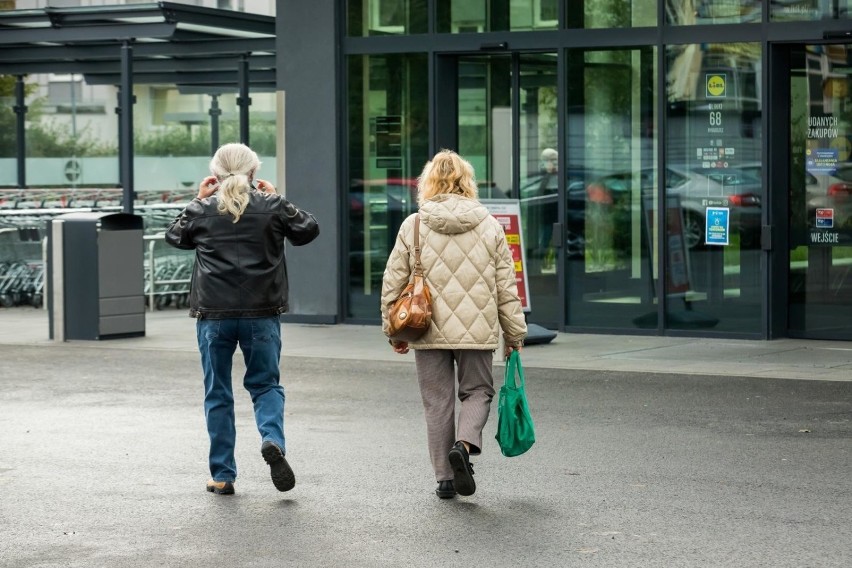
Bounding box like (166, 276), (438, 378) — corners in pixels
(705, 207), (730, 246)
(806, 148), (838, 175)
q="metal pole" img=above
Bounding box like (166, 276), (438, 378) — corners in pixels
(238, 54), (251, 145)
(13, 75), (27, 188)
(209, 94), (221, 155)
(51, 220), (65, 341)
(148, 238), (155, 312)
(119, 41), (135, 214)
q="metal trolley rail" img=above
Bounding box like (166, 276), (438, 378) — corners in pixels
(0, 205), (195, 312)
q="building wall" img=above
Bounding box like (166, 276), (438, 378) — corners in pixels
(276, 0), (339, 323)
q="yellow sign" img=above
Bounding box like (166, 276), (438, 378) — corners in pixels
(706, 74), (726, 98)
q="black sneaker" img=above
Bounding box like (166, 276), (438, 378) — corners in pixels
(261, 440), (295, 492)
(448, 442), (476, 496)
(435, 480), (456, 499)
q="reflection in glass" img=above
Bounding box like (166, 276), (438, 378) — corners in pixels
(519, 54), (559, 326)
(788, 45), (852, 339)
(438, 0), (558, 32)
(566, 48), (657, 329)
(347, 0), (427, 36)
(454, 54), (560, 327)
(346, 54), (429, 319)
(667, 0), (761, 25)
(665, 43), (762, 333)
(771, 0), (850, 22)
(567, 0), (656, 28)
(457, 56), (511, 190)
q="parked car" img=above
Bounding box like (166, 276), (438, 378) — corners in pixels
(585, 164), (763, 249)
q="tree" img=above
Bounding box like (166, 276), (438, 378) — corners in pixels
(0, 75), (37, 158)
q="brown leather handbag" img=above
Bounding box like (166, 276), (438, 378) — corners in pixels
(387, 215), (433, 342)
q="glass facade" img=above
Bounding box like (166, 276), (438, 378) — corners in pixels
(566, 48), (658, 328)
(665, 43), (764, 332)
(346, 0), (832, 337)
(788, 45), (852, 339)
(519, 54), (560, 323)
(346, 53), (429, 319)
(451, 53), (560, 325)
(667, 1), (761, 25)
(346, 0), (824, 337)
(347, 0), (427, 35)
(771, 1), (852, 21)
(665, 42), (763, 333)
(570, 1), (656, 28)
(437, 0), (559, 32)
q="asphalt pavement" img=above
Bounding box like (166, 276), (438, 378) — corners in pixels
(0, 308), (850, 567)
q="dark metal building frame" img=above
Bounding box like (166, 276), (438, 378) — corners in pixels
(338, 1), (852, 339)
(0, 1), (276, 213)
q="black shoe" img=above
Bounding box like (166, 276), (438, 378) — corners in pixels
(448, 442), (476, 496)
(261, 440), (295, 492)
(435, 480), (456, 499)
(206, 480), (235, 495)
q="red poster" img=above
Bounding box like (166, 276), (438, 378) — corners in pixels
(482, 200), (530, 311)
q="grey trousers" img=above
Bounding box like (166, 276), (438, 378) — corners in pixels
(414, 349), (495, 482)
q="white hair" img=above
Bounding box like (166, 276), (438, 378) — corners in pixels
(209, 143), (261, 223)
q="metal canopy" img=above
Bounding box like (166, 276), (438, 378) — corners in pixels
(0, 2), (276, 91)
(0, 2), (278, 211)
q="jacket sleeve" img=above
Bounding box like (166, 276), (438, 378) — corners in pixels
(164, 199), (203, 250)
(494, 227), (528, 347)
(280, 199), (320, 246)
(380, 217), (413, 337)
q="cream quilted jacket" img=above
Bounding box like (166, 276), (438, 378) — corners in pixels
(381, 194), (527, 349)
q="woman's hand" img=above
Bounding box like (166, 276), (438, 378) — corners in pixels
(504, 344), (522, 359)
(197, 176), (219, 199)
(391, 341), (409, 354)
(256, 179), (276, 194)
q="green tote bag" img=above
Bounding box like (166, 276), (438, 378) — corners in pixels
(495, 350), (536, 457)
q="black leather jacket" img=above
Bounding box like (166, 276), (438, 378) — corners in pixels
(165, 191), (319, 319)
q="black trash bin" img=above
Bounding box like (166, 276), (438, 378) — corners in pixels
(47, 212), (145, 340)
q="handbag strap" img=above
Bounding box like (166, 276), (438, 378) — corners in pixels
(412, 214), (424, 277)
(505, 350), (525, 389)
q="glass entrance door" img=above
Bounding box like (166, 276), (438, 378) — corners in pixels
(789, 44), (852, 339)
(447, 52), (560, 328)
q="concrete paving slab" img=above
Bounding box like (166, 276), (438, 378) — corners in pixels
(1, 306), (851, 381)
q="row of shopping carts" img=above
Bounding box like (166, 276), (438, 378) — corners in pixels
(0, 187), (198, 210)
(0, 260), (44, 308)
(0, 222), (45, 308)
(0, 206), (197, 312)
(144, 238), (194, 311)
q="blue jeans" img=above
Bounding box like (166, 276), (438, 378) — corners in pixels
(196, 316), (285, 482)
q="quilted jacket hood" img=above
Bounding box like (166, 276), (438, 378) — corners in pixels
(418, 194), (489, 235)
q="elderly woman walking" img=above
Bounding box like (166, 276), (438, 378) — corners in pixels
(166, 142), (319, 496)
(381, 149), (527, 499)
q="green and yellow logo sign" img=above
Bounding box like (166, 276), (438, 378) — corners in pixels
(706, 74), (727, 98)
